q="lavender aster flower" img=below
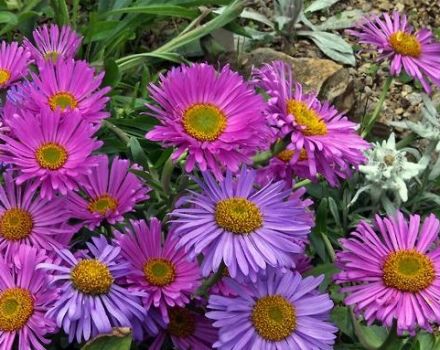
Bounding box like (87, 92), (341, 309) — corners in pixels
(0, 245), (58, 350)
(115, 218), (201, 323)
(0, 109), (102, 199)
(207, 269), (337, 349)
(335, 211), (440, 334)
(348, 12), (440, 93)
(253, 61), (369, 187)
(24, 24), (81, 65)
(145, 63), (269, 179)
(67, 155), (149, 229)
(172, 167), (313, 279)
(0, 41), (31, 89)
(39, 236), (146, 342)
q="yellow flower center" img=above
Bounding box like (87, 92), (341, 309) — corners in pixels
(35, 142), (68, 170)
(87, 194), (118, 215)
(143, 258), (176, 287)
(215, 197), (263, 234)
(251, 295), (296, 341)
(44, 51), (60, 62)
(0, 208), (33, 241)
(182, 103), (227, 141)
(0, 288), (34, 332)
(168, 307), (196, 338)
(383, 250), (435, 293)
(71, 259), (114, 295)
(48, 91), (78, 111)
(286, 100), (327, 136)
(0, 68), (11, 86)
(389, 31), (422, 58)
(277, 149), (308, 163)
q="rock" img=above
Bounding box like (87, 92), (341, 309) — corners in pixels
(406, 92), (423, 106)
(239, 48), (354, 112)
(395, 107), (404, 115)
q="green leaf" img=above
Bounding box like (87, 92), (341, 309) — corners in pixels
(50, 0), (69, 25)
(305, 0), (341, 13)
(0, 11), (17, 24)
(107, 5), (199, 19)
(102, 59), (121, 88)
(316, 9), (363, 30)
(331, 306), (354, 339)
(82, 332), (132, 350)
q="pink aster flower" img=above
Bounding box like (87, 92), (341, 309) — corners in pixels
(66, 155), (149, 229)
(348, 12), (440, 93)
(115, 218), (201, 323)
(0, 109), (102, 199)
(145, 63), (269, 179)
(149, 306), (218, 350)
(0, 245), (58, 350)
(23, 24), (81, 65)
(0, 41), (31, 89)
(253, 61), (369, 187)
(335, 211), (440, 334)
(23, 59), (110, 124)
(0, 171), (74, 259)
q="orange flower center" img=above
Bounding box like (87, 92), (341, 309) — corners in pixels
(389, 31), (422, 58)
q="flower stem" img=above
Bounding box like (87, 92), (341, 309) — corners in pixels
(252, 135), (290, 167)
(196, 263), (226, 297)
(161, 157), (174, 194)
(102, 120), (131, 145)
(379, 322), (403, 350)
(361, 76), (393, 138)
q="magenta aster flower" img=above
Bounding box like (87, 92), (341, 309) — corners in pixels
(0, 109), (102, 199)
(66, 155), (149, 229)
(335, 211), (440, 334)
(115, 218), (201, 323)
(0, 171), (73, 259)
(348, 12), (440, 93)
(207, 269), (337, 349)
(145, 63), (269, 179)
(171, 167), (313, 278)
(0, 245), (58, 350)
(39, 236), (146, 343)
(0, 41), (31, 89)
(23, 24), (81, 65)
(150, 306), (218, 350)
(23, 59), (110, 124)
(253, 61), (369, 187)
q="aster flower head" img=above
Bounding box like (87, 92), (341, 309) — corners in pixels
(0, 41), (31, 89)
(0, 108), (102, 199)
(145, 63), (269, 179)
(24, 24), (81, 65)
(172, 167), (313, 279)
(0, 245), (58, 350)
(149, 306), (218, 350)
(39, 235), (146, 342)
(207, 269), (337, 349)
(115, 218), (201, 323)
(353, 133), (426, 204)
(335, 211), (440, 334)
(253, 61), (369, 187)
(23, 59), (110, 124)
(0, 171), (74, 259)
(348, 12), (440, 93)
(67, 155), (149, 229)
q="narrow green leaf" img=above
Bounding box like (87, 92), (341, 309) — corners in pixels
(107, 5), (199, 19)
(102, 59), (121, 88)
(82, 333), (132, 350)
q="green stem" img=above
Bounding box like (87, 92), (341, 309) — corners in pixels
(361, 76), (393, 138)
(196, 263), (226, 297)
(102, 120), (130, 145)
(252, 136), (290, 167)
(379, 323), (402, 350)
(321, 233), (336, 262)
(161, 157), (174, 195)
(293, 179), (312, 189)
(396, 132), (417, 149)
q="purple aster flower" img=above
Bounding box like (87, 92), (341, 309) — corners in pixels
(23, 24), (81, 65)
(207, 269), (337, 349)
(348, 12), (440, 93)
(171, 167), (313, 279)
(23, 59), (110, 124)
(0, 109), (102, 199)
(39, 235), (146, 343)
(335, 211), (440, 334)
(0, 170), (74, 259)
(145, 63), (269, 179)
(115, 218), (201, 323)
(0, 245), (58, 350)
(66, 155), (149, 229)
(0, 41), (31, 89)
(149, 306), (218, 350)
(253, 61), (369, 187)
